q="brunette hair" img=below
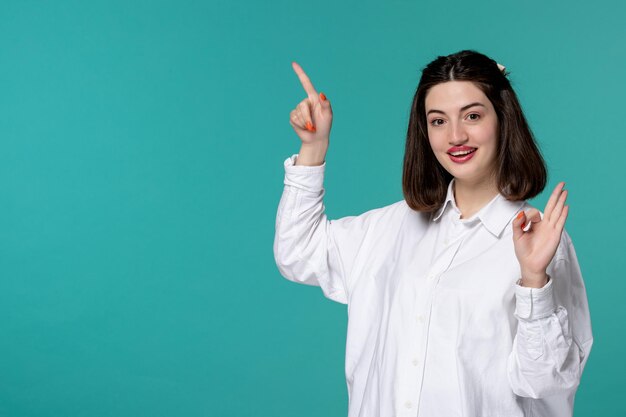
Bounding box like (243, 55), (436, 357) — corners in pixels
(402, 50), (547, 212)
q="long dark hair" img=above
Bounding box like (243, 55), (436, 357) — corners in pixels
(402, 50), (547, 212)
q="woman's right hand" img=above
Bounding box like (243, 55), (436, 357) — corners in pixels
(289, 62), (333, 146)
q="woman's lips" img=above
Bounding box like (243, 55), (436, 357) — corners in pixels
(447, 146), (477, 163)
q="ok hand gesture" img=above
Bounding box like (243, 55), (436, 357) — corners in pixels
(289, 62), (333, 145)
(512, 182), (569, 288)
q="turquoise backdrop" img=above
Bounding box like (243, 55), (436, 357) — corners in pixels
(0, 0), (623, 416)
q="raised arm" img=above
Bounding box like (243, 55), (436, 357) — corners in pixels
(274, 62), (403, 304)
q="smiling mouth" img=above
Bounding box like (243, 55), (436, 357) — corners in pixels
(447, 148), (477, 157)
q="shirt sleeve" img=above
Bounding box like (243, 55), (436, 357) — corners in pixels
(507, 230), (593, 409)
(273, 154), (399, 304)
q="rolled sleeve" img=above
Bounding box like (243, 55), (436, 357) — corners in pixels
(514, 276), (557, 320)
(284, 154), (325, 192)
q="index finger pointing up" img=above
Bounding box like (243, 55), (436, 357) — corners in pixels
(292, 61), (318, 99)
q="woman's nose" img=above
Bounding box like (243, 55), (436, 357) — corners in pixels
(449, 121), (468, 145)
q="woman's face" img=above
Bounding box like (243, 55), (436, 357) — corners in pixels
(425, 81), (499, 186)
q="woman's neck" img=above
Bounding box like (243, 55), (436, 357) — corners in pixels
(453, 176), (499, 219)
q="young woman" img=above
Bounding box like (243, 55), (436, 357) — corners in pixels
(273, 50), (592, 417)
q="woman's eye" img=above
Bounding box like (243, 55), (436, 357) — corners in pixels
(430, 119), (444, 126)
(467, 113), (480, 121)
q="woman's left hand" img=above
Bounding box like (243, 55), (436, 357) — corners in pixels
(512, 182), (569, 288)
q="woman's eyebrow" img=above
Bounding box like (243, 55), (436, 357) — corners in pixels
(426, 102), (487, 116)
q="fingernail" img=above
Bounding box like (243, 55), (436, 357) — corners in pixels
(522, 221), (532, 232)
(320, 92), (327, 101)
(521, 222), (526, 229)
(516, 212), (524, 220)
(305, 121), (316, 132)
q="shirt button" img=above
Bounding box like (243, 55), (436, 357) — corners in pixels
(416, 315), (425, 324)
(412, 358), (420, 366)
(405, 401), (413, 409)
(427, 272), (436, 280)
(444, 238), (449, 245)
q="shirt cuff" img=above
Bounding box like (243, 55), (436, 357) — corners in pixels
(283, 153), (326, 192)
(514, 276), (556, 320)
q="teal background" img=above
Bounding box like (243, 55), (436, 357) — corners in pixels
(0, 0), (623, 415)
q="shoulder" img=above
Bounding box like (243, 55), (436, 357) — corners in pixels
(367, 199), (431, 225)
(369, 199), (412, 219)
(337, 199), (410, 225)
(330, 199), (420, 234)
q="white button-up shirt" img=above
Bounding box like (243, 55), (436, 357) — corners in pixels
(274, 154), (593, 417)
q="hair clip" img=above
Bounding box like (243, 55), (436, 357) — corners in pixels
(497, 62), (507, 76)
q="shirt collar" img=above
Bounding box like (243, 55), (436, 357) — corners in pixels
(432, 179), (525, 238)
(432, 180), (457, 222)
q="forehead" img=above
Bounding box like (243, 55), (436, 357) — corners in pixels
(425, 81), (491, 111)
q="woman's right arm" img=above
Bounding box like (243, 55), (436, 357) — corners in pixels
(274, 61), (346, 301)
(273, 62), (370, 304)
(275, 62), (407, 304)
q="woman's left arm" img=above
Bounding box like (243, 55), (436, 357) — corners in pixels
(507, 183), (593, 399)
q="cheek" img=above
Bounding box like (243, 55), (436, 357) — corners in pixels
(427, 130), (445, 150)
(483, 122), (499, 146)
(480, 132), (499, 164)
(428, 140), (448, 165)
(472, 127), (498, 148)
